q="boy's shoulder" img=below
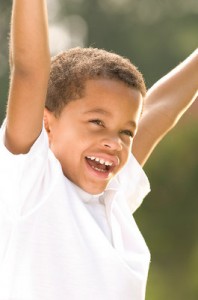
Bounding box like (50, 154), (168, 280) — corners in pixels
(113, 154), (150, 213)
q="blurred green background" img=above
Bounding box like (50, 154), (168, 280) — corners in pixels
(0, 0), (198, 299)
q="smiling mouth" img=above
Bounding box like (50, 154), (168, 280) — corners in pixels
(85, 156), (114, 173)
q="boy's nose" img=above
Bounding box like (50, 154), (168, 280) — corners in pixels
(101, 136), (122, 151)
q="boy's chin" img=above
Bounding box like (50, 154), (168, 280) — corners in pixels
(65, 171), (110, 195)
(81, 185), (106, 195)
(79, 181), (108, 195)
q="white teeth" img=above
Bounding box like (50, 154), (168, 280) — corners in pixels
(105, 161), (112, 166)
(91, 166), (106, 172)
(86, 156), (113, 166)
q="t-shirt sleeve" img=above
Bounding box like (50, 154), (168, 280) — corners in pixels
(116, 153), (151, 214)
(0, 120), (49, 220)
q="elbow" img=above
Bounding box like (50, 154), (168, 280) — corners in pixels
(10, 47), (51, 79)
(11, 56), (51, 82)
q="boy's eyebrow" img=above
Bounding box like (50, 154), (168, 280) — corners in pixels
(84, 108), (110, 116)
(84, 108), (137, 128)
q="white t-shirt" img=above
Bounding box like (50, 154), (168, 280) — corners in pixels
(0, 122), (151, 300)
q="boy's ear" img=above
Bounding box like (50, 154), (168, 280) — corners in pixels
(43, 108), (54, 143)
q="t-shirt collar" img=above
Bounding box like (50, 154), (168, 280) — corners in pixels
(70, 177), (119, 204)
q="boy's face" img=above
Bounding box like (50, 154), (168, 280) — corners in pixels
(45, 79), (143, 194)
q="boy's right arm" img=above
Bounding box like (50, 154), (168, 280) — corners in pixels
(5, 0), (50, 154)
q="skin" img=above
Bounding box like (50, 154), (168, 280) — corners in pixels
(44, 79), (143, 194)
(5, 0), (50, 154)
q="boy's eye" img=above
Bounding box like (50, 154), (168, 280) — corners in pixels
(121, 130), (134, 138)
(89, 119), (104, 127)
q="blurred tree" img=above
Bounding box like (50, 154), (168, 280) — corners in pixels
(0, 0), (12, 121)
(136, 121), (198, 299)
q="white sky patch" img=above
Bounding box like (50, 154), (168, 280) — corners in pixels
(62, 15), (88, 48)
(49, 15), (88, 55)
(49, 24), (71, 55)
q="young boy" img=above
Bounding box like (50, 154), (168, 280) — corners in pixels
(0, 1), (197, 299)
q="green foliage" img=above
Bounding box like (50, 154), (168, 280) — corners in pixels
(0, 0), (11, 121)
(135, 121), (198, 299)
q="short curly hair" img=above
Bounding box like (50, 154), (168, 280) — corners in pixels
(45, 47), (146, 116)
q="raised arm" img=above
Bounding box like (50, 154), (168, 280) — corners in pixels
(5, 0), (50, 154)
(133, 49), (198, 166)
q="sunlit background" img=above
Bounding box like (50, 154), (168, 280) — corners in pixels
(0, 0), (198, 299)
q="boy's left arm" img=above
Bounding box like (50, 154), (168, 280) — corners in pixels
(133, 49), (198, 166)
